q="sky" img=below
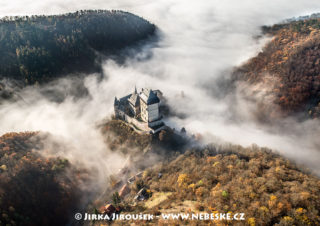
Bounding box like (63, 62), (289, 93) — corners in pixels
(1, 0), (320, 178)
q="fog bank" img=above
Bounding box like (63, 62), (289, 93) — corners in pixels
(1, 0), (320, 177)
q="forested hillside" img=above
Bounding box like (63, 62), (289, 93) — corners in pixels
(234, 18), (320, 119)
(0, 132), (88, 226)
(108, 144), (320, 226)
(0, 10), (156, 84)
(92, 121), (320, 225)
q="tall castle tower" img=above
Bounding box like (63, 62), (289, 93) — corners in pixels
(139, 88), (161, 123)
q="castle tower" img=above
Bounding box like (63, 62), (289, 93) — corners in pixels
(139, 88), (160, 123)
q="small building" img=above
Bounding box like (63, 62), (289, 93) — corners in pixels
(119, 184), (131, 199)
(134, 188), (149, 201)
(100, 204), (116, 215)
(114, 87), (166, 134)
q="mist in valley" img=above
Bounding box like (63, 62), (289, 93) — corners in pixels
(1, 0), (320, 191)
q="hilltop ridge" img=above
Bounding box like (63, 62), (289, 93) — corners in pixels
(234, 17), (320, 119)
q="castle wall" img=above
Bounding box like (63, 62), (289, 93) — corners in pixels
(115, 108), (125, 119)
(148, 118), (163, 127)
(115, 109), (165, 134)
(153, 125), (167, 134)
(147, 103), (160, 122)
(124, 114), (150, 131)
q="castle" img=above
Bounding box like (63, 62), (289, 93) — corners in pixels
(114, 87), (166, 134)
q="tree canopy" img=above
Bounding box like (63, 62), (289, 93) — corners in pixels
(0, 10), (156, 84)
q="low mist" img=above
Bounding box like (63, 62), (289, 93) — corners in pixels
(1, 0), (320, 194)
